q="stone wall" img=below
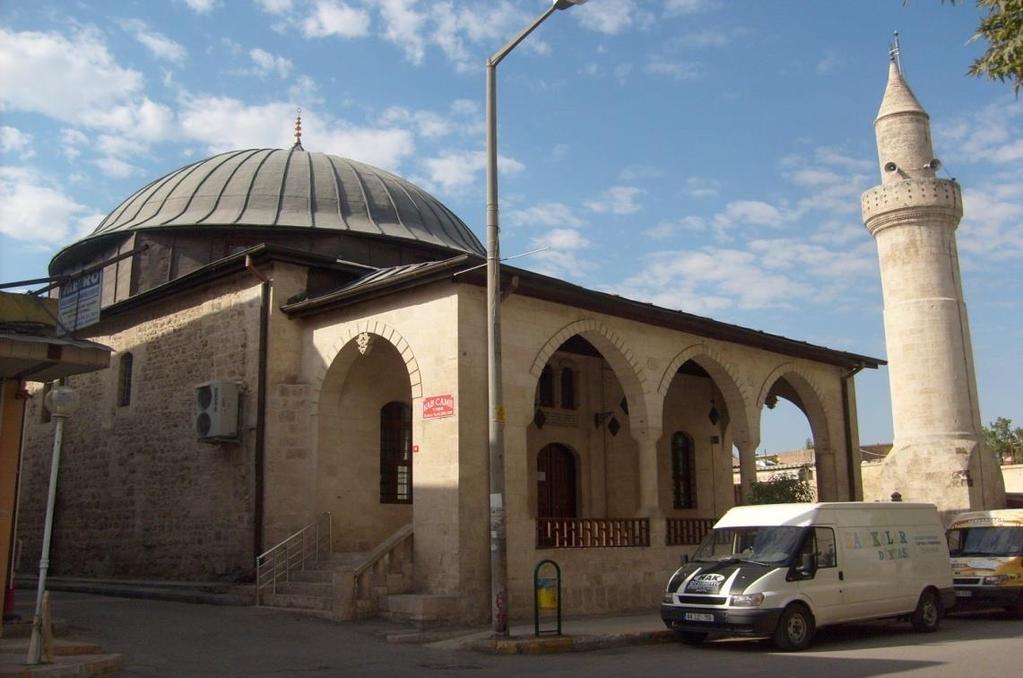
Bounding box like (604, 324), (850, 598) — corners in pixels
(17, 274), (263, 581)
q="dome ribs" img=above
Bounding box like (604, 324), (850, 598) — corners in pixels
(156, 149), (248, 226)
(55, 148), (484, 268)
(231, 149), (277, 225)
(123, 155), (209, 229)
(325, 155), (351, 231)
(191, 148), (264, 224)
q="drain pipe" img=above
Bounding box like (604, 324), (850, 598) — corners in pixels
(246, 257), (270, 562)
(841, 364), (865, 501)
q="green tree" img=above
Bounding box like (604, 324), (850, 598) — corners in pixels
(750, 472), (816, 505)
(984, 417), (1023, 464)
(944, 0), (1023, 94)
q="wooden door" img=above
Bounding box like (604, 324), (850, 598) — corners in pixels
(537, 444), (577, 518)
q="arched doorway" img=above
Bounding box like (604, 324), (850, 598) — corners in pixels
(537, 443), (578, 518)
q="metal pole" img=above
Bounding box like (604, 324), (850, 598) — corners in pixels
(26, 414), (65, 665)
(485, 3), (558, 639)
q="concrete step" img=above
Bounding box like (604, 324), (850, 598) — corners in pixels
(260, 592), (334, 612)
(287, 569), (334, 584)
(381, 594), (459, 627)
(275, 581), (333, 597)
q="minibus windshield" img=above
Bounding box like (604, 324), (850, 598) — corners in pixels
(947, 526), (1023, 557)
(692, 526), (804, 566)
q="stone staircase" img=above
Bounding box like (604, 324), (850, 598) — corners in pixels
(258, 524), (458, 627)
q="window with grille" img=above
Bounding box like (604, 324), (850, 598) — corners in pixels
(560, 367), (576, 410)
(671, 431), (697, 509)
(117, 353), (133, 407)
(380, 401), (412, 504)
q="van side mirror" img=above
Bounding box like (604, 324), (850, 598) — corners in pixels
(680, 553), (689, 566)
(797, 552), (817, 577)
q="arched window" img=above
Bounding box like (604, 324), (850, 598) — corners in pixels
(671, 431), (696, 509)
(560, 367), (576, 410)
(117, 353), (133, 407)
(537, 365), (555, 407)
(380, 401), (412, 504)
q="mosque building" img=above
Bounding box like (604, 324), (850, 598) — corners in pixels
(15, 54), (989, 624)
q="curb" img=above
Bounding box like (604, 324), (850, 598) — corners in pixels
(468, 629), (674, 654)
(14, 579), (253, 607)
(0, 654), (122, 678)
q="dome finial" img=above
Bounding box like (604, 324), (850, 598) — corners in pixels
(888, 31), (902, 74)
(293, 108), (304, 151)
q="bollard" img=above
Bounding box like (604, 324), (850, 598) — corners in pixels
(533, 559), (562, 636)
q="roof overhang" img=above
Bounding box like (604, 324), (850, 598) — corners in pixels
(284, 256), (884, 371)
(0, 333), (111, 382)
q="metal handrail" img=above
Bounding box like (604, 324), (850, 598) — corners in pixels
(255, 512), (331, 606)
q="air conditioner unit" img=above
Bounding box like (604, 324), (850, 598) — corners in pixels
(195, 380), (240, 442)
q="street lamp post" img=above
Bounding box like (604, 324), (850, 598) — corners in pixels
(26, 384), (79, 665)
(485, 0), (587, 637)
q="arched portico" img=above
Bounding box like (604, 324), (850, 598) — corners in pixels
(316, 331), (415, 552)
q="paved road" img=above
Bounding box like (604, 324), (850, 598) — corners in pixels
(14, 592), (1023, 677)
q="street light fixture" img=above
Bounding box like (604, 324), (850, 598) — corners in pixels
(26, 384), (79, 665)
(485, 0), (588, 638)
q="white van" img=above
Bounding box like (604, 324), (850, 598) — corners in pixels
(946, 509), (1023, 614)
(660, 502), (954, 651)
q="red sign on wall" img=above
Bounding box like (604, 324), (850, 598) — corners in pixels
(423, 394), (455, 419)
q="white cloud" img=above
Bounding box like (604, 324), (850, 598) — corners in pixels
(0, 127), (34, 158)
(255, 0), (293, 14)
(644, 215), (706, 240)
(184, 0), (218, 14)
(60, 129), (88, 160)
(576, 0), (649, 35)
(120, 19), (187, 64)
(959, 186), (1023, 261)
(419, 149), (523, 192)
(379, 0), (427, 65)
(937, 100), (1023, 165)
(816, 51), (838, 75)
(586, 185), (644, 214)
(716, 200), (784, 227)
(645, 60), (703, 80)
(0, 27), (144, 124)
(177, 96), (415, 170)
(0, 167), (100, 244)
(663, 0), (716, 15)
(381, 107), (452, 139)
(249, 48), (293, 77)
(528, 228), (592, 278)
(302, 0), (371, 38)
(686, 176), (719, 198)
(506, 202), (583, 228)
(94, 156), (140, 178)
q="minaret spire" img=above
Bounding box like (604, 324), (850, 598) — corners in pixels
(292, 108), (304, 151)
(888, 30), (902, 74)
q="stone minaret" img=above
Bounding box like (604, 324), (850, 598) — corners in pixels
(861, 54), (1005, 514)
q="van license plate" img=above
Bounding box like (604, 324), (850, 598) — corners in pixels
(955, 590), (972, 597)
(684, 612), (714, 622)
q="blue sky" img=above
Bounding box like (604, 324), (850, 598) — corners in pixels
(1, 0), (1020, 453)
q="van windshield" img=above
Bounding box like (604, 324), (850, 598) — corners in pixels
(692, 526), (805, 566)
(947, 527), (1023, 557)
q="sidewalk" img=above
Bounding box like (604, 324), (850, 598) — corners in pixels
(396, 612), (675, 654)
(0, 620), (122, 678)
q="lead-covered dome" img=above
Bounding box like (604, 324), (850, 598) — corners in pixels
(54, 147), (483, 270)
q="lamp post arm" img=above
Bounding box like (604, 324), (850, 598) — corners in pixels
(487, 5), (557, 68)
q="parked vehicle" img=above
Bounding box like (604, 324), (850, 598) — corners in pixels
(947, 509), (1023, 615)
(660, 502), (954, 651)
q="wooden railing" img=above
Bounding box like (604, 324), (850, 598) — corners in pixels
(665, 517), (715, 546)
(536, 518), (650, 549)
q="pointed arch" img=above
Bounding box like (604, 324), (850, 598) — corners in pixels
(527, 318), (650, 429)
(657, 342), (755, 446)
(312, 320), (422, 400)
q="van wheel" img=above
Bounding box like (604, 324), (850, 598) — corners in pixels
(911, 590), (941, 632)
(1003, 591), (1023, 618)
(772, 603), (814, 651)
(674, 630), (707, 645)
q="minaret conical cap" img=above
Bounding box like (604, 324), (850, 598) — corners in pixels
(876, 61), (927, 121)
